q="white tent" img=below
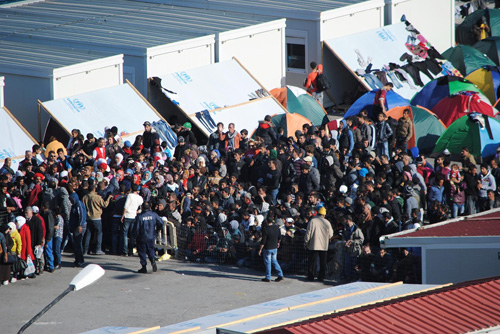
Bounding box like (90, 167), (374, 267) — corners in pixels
(0, 106), (37, 171)
(40, 81), (168, 143)
(154, 58), (286, 136)
(324, 22), (456, 100)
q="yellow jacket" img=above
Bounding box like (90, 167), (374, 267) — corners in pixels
(10, 229), (22, 255)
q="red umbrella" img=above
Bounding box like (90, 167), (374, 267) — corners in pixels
(432, 91), (499, 127)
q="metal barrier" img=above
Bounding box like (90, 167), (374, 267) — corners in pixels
(155, 218), (178, 261)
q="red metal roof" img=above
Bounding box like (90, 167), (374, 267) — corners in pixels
(258, 277), (500, 334)
(393, 211), (500, 238)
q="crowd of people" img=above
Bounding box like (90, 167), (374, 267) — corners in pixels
(1, 101), (500, 286)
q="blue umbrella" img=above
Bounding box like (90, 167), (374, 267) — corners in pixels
(344, 90), (409, 118)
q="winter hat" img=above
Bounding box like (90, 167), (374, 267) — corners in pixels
(183, 122), (192, 129)
(32, 206), (39, 214)
(339, 185), (348, 194)
(318, 207), (327, 215)
(358, 168), (369, 177)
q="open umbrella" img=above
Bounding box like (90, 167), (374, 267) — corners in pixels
(344, 89), (409, 119)
(466, 65), (500, 105)
(270, 85), (327, 126)
(474, 36), (500, 65)
(387, 105), (446, 153)
(431, 91), (498, 127)
(271, 112), (312, 138)
(442, 44), (496, 75)
(410, 76), (483, 110)
(434, 113), (500, 159)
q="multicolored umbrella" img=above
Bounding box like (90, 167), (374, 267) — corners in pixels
(431, 91), (498, 127)
(387, 106), (446, 153)
(271, 112), (312, 138)
(410, 76), (483, 110)
(434, 113), (500, 159)
(270, 86), (327, 126)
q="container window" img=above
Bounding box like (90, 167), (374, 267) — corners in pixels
(287, 43), (306, 70)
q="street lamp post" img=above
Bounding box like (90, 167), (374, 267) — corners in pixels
(18, 264), (105, 334)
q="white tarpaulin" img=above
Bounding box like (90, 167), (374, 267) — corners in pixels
(157, 59), (267, 114)
(324, 22), (454, 100)
(0, 107), (37, 170)
(41, 82), (165, 141)
(190, 97), (286, 137)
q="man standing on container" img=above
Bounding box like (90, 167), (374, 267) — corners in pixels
(132, 202), (163, 274)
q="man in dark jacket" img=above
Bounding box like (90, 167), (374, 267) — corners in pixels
(132, 202), (163, 273)
(69, 192), (87, 268)
(258, 217), (284, 282)
(41, 202), (55, 272)
(255, 115), (277, 147)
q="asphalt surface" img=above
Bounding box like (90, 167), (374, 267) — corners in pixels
(0, 253), (326, 334)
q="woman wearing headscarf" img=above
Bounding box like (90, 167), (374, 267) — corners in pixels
(0, 224), (13, 284)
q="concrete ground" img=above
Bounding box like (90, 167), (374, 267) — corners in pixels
(0, 253), (326, 334)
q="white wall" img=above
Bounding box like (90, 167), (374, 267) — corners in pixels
(321, 6), (385, 41)
(147, 44), (214, 80)
(54, 60), (123, 99)
(217, 22), (286, 90)
(425, 247), (500, 284)
(385, 0), (454, 53)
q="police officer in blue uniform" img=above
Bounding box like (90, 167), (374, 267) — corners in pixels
(132, 202), (163, 273)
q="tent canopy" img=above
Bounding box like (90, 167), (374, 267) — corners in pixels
(456, 8), (500, 46)
(271, 86), (327, 126)
(0, 107), (37, 171)
(344, 90), (409, 118)
(442, 44), (496, 76)
(434, 113), (500, 159)
(474, 37), (500, 65)
(431, 91), (499, 127)
(410, 75), (483, 111)
(40, 82), (169, 145)
(466, 66), (500, 104)
(271, 112), (311, 138)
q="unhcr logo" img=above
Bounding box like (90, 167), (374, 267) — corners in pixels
(376, 29), (396, 42)
(174, 71), (192, 85)
(64, 98), (86, 113)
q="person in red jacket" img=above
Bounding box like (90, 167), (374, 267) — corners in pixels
(304, 61), (324, 104)
(16, 216), (34, 262)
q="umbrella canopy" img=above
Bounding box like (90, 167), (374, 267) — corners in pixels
(434, 113), (500, 159)
(442, 44), (496, 75)
(432, 91), (499, 127)
(270, 85), (327, 126)
(385, 106), (446, 153)
(465, 66), (500, 104)
(410, 76), (483, 110)
(474, 36), (500, 65)
(271, 112), (312, 138)
(456, 8), (500, 45)
(344, 90), (409, 119)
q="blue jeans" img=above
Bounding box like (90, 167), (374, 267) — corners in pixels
(84, 219), (103, 253)
(121, 218), (135, 255)
(263, 248), (283, 280)
(452, 203), (465, 218)
(53, 236), (62, 266)
(377, 141), (389, 158)
(111, 216), (121, 254)
(44, 239), (54, 270)
(362, 73), (384, 90)
(270, 187), (279, 205)
(73, 226), (87, 265)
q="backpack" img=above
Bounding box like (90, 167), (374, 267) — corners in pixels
(315, 73), (331, 92)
